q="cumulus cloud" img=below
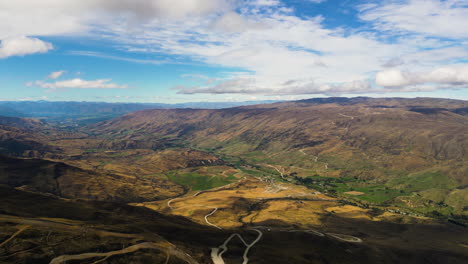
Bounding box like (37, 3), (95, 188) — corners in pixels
(32, 78), (128, 90)
(47, 70), (66, 80)
(0, 36), (53, 58)
(176, 73), (464, 95)
(0, 1), (89, 39)
(97, 5), (413, 95)
(0, 0), (234, 59)
(251, 0), (280, 6)
(213, 12), (249, 32)
(0, 0), (233, 39)
(174, 77), (374, 95)
(376, 66), (468, 88)
(99, 0), (233, 20)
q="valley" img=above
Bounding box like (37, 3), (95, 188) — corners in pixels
(0, 97), (467, 263)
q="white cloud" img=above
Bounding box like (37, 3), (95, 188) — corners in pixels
(119, 11), (399, 90)
(47, 70), (66, 79)
(1, 0), (467, 96)
(99, 0), (233, 20)
(376, 65), (468, 87)
(251, 0), (280, 6)
(0, 1), (89, 39)
(376, 69), (411, 87)
(0, 0), (234, 39)
(124, 2), (465, 95)
(359, 0), (468, 39)
(213, 12), (249, 32)
(32, 78), (128, 90)
(68, 51), (165, 64)
(0, 0), (234, 60)
(174, 77), (374, 95)
(382, 46), (468, 68)
(177, 64), (468, 95)
(0, 36), (53, 58)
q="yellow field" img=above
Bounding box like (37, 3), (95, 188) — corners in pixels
(136, 178), (405, 229)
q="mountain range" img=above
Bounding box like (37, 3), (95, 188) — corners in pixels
(0, 97), (466, 264)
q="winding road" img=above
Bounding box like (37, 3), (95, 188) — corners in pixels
(0, 225), (30, 248)
(257, 226), (361, 243)
(298, 149), (327, 169)
(0, 214), (200, 264)
(299, 148), (318, 162)
(167, 191), (203, 209)
(287, 229), (325, 237)
(167, 179), (245, 209)
(211, 229), (263, 264)
(167, 179), (249, 228)
(339, 113), (355, 119)
(171, 204), (222, 229)
(49, 242), (199, 264)
(168, 194), (264, 264)
(266, 165), (286, 179)
(204, 207), (221, 229)
(325, 233), (363, 243)
(165, 177), (362, 264)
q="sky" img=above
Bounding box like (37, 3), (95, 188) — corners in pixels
(0, 0), (467, 103)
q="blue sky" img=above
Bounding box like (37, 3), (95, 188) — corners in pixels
(0, 0), (467, 103)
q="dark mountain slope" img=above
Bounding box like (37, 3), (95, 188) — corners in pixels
(0, 155), (183, 202)
(0, 116), (60, 156)
(0, 186), (466, 264)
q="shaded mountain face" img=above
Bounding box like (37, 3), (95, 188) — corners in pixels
(0, 155), (184, 202)
(0, 116), (47, 130)
(0, 116), (60, 156)
(0, 148), (225, 203)
(1, 186), (466, 264)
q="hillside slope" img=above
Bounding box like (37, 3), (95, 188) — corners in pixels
(0, 155), (183, 202)
(89, 97), (467, 167)
(88, 97), (468, 217)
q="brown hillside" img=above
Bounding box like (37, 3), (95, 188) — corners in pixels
(89, 98), (467, 162)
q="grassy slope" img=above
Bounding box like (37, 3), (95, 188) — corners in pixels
(165, 167), (237, 191)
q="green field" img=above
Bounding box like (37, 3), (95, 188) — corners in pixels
(388, 171), (457, 192)
(166, 171), (236, 191)
(297, 175), (408, 204)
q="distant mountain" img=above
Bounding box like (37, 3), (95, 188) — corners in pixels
(0, 100), (281, 118)
(0, 105), (24, 117)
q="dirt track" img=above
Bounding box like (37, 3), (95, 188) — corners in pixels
(0, 214), (200, 264)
